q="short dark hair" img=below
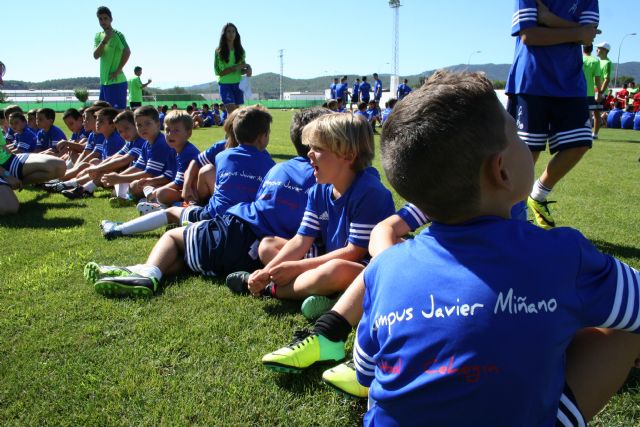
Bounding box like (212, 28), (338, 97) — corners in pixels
(357, 102), (367, 111)
(84, 106), (104, 117)
(4, 105), (23, 118)
(93, 100), (111, 108)
(381, 71), (507, 222)
(134, 66), (142, 73)
(8, 112), (26, 123)
(362, 76), (367, 81)
(290, 107), (333, 157)
(96, 107), (119, 123)
(96, 6), (112, 19)
(387, 98), (398, 109)
(583, 45), (593, 54)
(114, 110), (135, 125)
(233, 106), (272, 145)
(134, 105), (160, 122)
(37, 108), (56, 121)
(62, 108), (82, 121)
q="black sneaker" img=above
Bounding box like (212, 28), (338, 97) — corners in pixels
(61, 186), (92, 199)
(94, 274), (158, 298)
(44, 181), (73, 193)
(226, 271), (250, 294)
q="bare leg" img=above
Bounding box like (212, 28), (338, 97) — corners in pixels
(163, 206), (184, 224)
(156, 187), (182, 205)
(538, 146), (590, 189)
(0, 185), (19, 215)
(275, 260), (364, 300)
(196, 164), (216, 202)
(258, 236), (288, 265)
(565, 328), (640, 421)
(146, 227), (186, 277)
(61, 162), (90, 181)
(330, 272), (365, 326)
(225, 104), (238, 115)
(593, 110), (601, 135)
(21, 154), (65, 184)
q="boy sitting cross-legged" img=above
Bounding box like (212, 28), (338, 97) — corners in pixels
(100, 105), (175, 206)
(354, 71), (640, 425)
(234, 113), (395, 305)
(84, 106), (314, 297)
(98, 106), (273, 240)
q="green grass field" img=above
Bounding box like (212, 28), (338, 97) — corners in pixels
(1, 110), (639, 425)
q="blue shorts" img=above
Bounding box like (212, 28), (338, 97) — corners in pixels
(219, 83), (244, 106)
(99, 82), (128, 109)
(0, 153), (28, 180)
(180, 205), (212, 224)
(183, 215), (262, 277)
(556, 383), (585, 427)
(507, 94), (592, 154)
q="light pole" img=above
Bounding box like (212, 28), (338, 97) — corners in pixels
(614, 33), (636, 88)
(467, 50), (482, 68)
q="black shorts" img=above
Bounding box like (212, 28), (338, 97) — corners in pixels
(180, 205), (213, 224)
(586, 97), (602, 111)
(183, 215), (262, 277)
(556, 383), (585, 427)
(130, 102), (142, 108)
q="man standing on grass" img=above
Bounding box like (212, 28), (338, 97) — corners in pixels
(93, 6), (130, 110)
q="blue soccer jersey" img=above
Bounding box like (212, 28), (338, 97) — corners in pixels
(197, 139), (227, 167)
(158, 112), (165, 130)
(173, 142), (201, 188)
(397, 83), (412, 99)
(634, 112), (640, 130)
(36, 125), (67, 150)
(360, 82), (372, 101)
(205, 144), (275, 217)
(336, 83), (348, 102)
(354, 110), (368, 119)
(4, 128), (15, 144)
(607, 108), (623, 128)
(373, 79), (382, 100)
(133, 133), (176, 180)
(396, 202), (429, 231)
(99, 132), (125, 160)
(226, 156), (316, 239)
(71, 127), (91, 142)
(355, 216), (639, 426)
(116, 136), (146, 161)
(84, 132), (105, 152)
(381, 108), (393, 123)
(297, 170), (395, 253)
(330, 82), (337, 99)
(506, 0), (599, 97)
(621, 112), (635, 129)
(365, 108), (379, 122)
(14, 128), (38, 152)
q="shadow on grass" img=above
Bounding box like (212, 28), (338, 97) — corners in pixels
(591, 240), (640, 260)
(0, 193), (85, 229)
(620, 369), (640, 394)
(269, 153), (296, 161)
(262, 299), (301, 317)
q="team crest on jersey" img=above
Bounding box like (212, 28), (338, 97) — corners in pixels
(516, 106), (524, 130)
(319, 211), (329, 221)
(569, 1), (578, 16)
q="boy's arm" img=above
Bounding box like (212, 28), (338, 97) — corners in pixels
(181, 159), (202, 201)
(369, 203), (430, 257)
(138, 175), (170, 188)
(109, 46), (131, 82)
(535, 0), (579, 28)
(519, 25), (596, 46)
(353, 273), (378, 387)
(93, 30), (111, 59)
(87, 155), (131, 178)
(101, 167), (149, 186)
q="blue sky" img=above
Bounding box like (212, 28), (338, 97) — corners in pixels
(3, 0), (639, 88)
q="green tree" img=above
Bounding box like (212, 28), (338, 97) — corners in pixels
(74, 88), (89, 104)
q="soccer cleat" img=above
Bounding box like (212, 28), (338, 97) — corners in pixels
(43, 181), (74, 193)
(94, 273), (158, 298)
(527, 196), (556, 230)
(61, 186), (93, 199)
(301, 295), (338, 321)
(226, 271), (250, 295)
(83, 262), (132, 284)
(100, 220), (124, 240)
(322, 360), (369, 399)
(136, 200), (163, 216)
(109, 196), (137, 208)
(262, 329), (345, 373)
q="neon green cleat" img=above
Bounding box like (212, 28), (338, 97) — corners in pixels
(322, 360), (369, 399)
(83, 262), (132, 284)
(527, 196), (556, 230)
(94, 274), (158, 298)
(262, 329), (345, 373)
(301, 295), (338, 321)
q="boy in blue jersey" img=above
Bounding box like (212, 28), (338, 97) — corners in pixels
(26, 110), (38, 134)
(100, 105), (175, 206)
(7, 113), (38, 153)
(181, 109), (240, 205)
(372, 73), (382, 103)
(396, 78), (412, 100)
(365, 101), (381, 131)
(243, 114), (395, 303)
(135, 111), (200, 212)
(335, 76), (349, 105)
(354, 102), (368, 119)
(55, 109), (90, 164)
(34, 108), (67, 153)
(359, 77), (371, 104)
(350, 78), (360, 110)
(329, 78), (338, 100)
(354, 70), (640, 426)
(380, 98), (397, 124)
(506, 0), (599, 230)
(61, 108), (125, 199)
(606, 102), (623, 129)
(98, 106), (273, 239)
(620, 106), (635, 130)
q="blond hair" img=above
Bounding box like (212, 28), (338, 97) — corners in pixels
(164, 110), (193, 131)
(302, 113), (374, 171)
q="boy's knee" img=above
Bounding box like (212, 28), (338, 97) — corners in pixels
(155, 187), (174, 205)
(51, 158), (66, 178)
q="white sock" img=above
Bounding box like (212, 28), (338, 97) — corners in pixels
(63, 178), (78, 187)
(116, 210), (169, 235)
(65, 158), (74, 169)
(83, 181), (97, 193)
(143, 186), (156, 198)
(115, 183), (130, 198)
(530, 179), (552, 202)
(128, 264), (163, 281)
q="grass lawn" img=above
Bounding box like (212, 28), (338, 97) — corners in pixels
(1, 109), (639, 425)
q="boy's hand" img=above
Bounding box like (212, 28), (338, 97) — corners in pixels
(101, 172), (118, 186)
(181, 186), (198, 204)
(535, 0), (552, 26)
(103, 27), (113, 42)
(86, 166), (100, 179)
(579, 25), (597, 45)
(266, 261), (301, 286)
(6, 175), (22, 191)
(248, 269), (270, 295)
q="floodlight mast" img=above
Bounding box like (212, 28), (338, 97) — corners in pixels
(279, 49), (284, 101)
(389, 0), (401, 96)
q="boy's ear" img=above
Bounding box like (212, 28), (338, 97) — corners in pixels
(486, 152), (511, 190)
(186, 129), (193, 139)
